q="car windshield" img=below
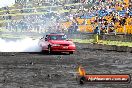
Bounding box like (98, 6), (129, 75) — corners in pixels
(49, 35), (67, 40)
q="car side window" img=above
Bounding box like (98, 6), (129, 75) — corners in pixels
(50, 36), (57, 40)
(59, 35), (67, 40)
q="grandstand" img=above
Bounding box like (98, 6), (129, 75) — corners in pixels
(0, 0), (82, 32)
(0, 0), (131, 34)
(61, 0), (132, 34)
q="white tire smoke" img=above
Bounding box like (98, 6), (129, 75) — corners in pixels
(0, 38), (42, 52)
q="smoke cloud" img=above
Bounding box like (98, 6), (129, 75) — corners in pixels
(0, 38), (42, 52)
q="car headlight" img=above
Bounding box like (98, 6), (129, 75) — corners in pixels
(52, 44), (60, 46)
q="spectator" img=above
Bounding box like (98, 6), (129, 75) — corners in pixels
(119, 17), (126, 26)
(94, 26), (100, 35)
(111, 16), (117, 24)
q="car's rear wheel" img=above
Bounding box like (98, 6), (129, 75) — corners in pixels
(48, 45), (52, 54)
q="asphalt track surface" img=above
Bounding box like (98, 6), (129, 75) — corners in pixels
(0, 43), (132, 88)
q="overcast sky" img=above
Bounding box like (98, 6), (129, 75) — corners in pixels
(0, 0), (15, 8)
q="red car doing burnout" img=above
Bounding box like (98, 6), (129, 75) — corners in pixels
(39, 33), (76, 54)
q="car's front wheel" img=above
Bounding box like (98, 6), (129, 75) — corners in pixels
(41, 50), (48, 54)
(69, 51), (73, 54)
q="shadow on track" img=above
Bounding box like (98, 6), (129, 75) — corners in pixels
(0, 52), (71, 56)
(27, 52), (70, 55)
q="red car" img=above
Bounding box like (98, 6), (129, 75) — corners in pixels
(39, 33), (76, 54)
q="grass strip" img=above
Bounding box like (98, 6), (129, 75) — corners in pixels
(73, 39), (132, 47)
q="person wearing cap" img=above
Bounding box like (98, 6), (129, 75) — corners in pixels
(93, 26), (100, 43)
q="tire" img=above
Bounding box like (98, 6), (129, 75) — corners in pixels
(41, 50), (48, 54)
(69, 51), (73, 54)
(41, 50), (45, 53)
(48, 45), (52, 54)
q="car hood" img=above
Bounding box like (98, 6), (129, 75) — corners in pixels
(49, 40), (74, 45)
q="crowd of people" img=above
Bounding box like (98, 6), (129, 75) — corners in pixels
(1, 0), (68, 32)
(66, 0), (132, 34)
(0, 0), (131, 34)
